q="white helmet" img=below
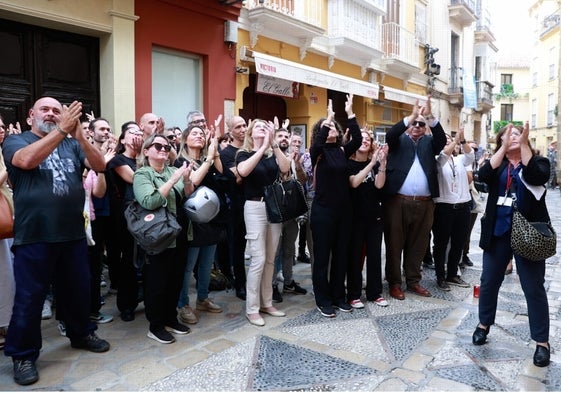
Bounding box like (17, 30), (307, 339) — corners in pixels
(183, 186), (220, 223)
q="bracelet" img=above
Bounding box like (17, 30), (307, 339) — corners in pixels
(56, 126), (68, 135)
(460, 140), (466, 144)
(204, 159), (213, 166)
(378, 169), (386, 173)
(348, 114), (356, 119)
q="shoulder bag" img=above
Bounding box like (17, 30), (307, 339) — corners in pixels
(0, 192), (14, 239)
(125, 200), (182, 255)
(263, 175), (308, 223)
(510, 201), (556, 261)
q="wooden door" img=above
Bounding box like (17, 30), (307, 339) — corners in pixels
(0, 18), (99, 127)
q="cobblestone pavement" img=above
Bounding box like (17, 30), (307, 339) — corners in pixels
(1, 192), (560, 391)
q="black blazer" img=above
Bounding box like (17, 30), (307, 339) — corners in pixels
(383, 119), (446, 197)
(478, 155), (550, 250)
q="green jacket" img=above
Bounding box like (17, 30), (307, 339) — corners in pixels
(133, 165), (191, 247)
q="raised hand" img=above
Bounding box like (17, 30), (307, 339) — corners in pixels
(327, 99), (335, 122)
(62, 101), (83, 136)
(345, 93), (354, 116)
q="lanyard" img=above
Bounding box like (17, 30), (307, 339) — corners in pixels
(505, 163), (515, 195)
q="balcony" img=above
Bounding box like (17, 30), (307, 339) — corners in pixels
(540, 13), (560, 39)
(448, 67), (463, 106)
(475, 8), (495, 43)
(449, 0), (477, 27)
(476, 80), (494, 113)
(325, 0), (385, 61)
(380, 23), (420, 76)
(243, 0), (325, 49)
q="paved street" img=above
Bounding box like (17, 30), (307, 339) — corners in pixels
(1, 191), (560, 391)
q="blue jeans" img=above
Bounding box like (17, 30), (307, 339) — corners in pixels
(178, 244), (217, 307)
(5, 240), (96, 361)
(478, 233), (549, 343)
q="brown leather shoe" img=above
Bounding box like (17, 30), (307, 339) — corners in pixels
(407, 284), (432, 297)
(389, 285), (405, 300)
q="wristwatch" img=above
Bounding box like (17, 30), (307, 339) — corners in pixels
(204, 159), (214, 166)
(272, 143), (279, 149)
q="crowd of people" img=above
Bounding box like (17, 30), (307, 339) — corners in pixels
(0, 93), (553, 386)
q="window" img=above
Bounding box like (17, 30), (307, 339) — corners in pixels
(532, 72), (538, 87)
(500, 74), (512, 85)
(547, 93), (555, 126)
(501, 104), (513, 122)
(415, 2), (427, 44)
(152, 48), (202, 129)
(531, 99), (537, 128)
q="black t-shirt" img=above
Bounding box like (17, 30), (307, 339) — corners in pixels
(3, 131), (87, 245)
(347, 159), (383, 220)
(235, 151), (278, 200)
(107, 154), (136, 212)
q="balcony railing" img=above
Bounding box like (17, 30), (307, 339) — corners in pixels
(328, 1), (383, 52)
(450, 0), (476, 14)
(381, 23), (419, 67)
(449, 67), (463, 94)
(477, 80), (493, 106)
(541, 13), (560, 37)
(244, 0), (324, 28)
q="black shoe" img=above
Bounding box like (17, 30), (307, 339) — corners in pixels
(297, 254), (311, 263)
(533, 344), (550, 367)
(13, 359), (38, 386)
(462, 255), (474, 266)
(472, 325), (490, 345)
(71, 333), (110, 352)
(284, 280), (307, 295)
(333, 302), (353, 313)
(236, 287), (246, 301)
(437, 280), (451, 291)
(147, 329), (175, 344)
(446, 276), (470, 288)
(272, 284), (283, 303)
(120, 309), (135, 322)
(317, 305), (336, 318)
(165, 321), (191, 335)
(422, 258), (434, 269)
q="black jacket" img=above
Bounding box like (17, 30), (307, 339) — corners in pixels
(383, 119), (446, 197)
(478, 155), (550, 250)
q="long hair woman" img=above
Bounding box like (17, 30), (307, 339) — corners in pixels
(309, 94), (361, 317)
(235, 119), (290, 326)
(473, 122), (551, 367)
(175, 124), (226, 325)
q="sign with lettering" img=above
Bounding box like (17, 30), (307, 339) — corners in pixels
(253, 51), (379, 99)
(256, 74), (299, 99)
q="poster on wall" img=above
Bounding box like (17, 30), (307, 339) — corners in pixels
(289, 124), (306, 153)
(256, 74), (299, 99)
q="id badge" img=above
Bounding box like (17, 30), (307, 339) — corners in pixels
(497, 196), (513, 206)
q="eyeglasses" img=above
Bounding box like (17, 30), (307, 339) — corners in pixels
(126, 128), (143, 135)
(412, 121), (426, 128)
(149, 142), (172, 152)
(0, 125), (6, 130)
(166, 134), (177, 140)
(190, 119), (207, 125)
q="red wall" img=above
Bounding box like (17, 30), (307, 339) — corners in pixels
(135, 0), (239, 123)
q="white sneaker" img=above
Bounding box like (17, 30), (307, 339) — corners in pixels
(349, 299), (365, 309)
(42, 300), (52, 320)
(374, 297), (389, 307)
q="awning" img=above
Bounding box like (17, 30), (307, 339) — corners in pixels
(382, 86), (428, 106)
(253, 51), (379, 99)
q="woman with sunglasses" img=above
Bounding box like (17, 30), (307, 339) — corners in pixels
(175, 124), (227, 326)
(133, 133), (194, 344)
(235, 119), (291, 326)
(309, 94), (361, 318)
(106, 121), (143, 322)
(473, 122), (551, 367)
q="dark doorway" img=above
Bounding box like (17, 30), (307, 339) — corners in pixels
(0, 18), (100, 127)
(328, 90), (351, 130)
(240, 73), (287, 124)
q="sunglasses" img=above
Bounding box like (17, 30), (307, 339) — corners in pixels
(149, 142), (172, 152)
(166, 134), (177, 140)
(412, 121), (426, 128)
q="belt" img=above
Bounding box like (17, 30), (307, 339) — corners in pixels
(449, 201), (471, 209)
(248, 197), (264, 201)
(396, 193), (432, 201)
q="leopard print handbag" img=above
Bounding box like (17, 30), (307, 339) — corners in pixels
(511, 203), (556, 261)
